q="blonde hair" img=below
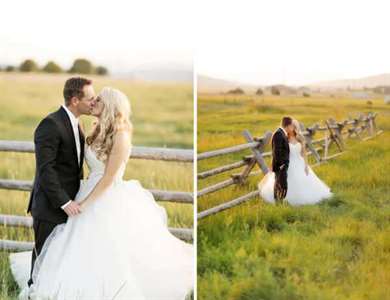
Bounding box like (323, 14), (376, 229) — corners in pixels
(86, 87), (132, 161)
(291, 119), (306, 156)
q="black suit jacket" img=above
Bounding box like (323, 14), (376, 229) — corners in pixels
(271, 128), (290, 173)
(27, 106), (85, 224)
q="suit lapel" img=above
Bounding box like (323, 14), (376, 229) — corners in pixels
(279, 128), (288, 144)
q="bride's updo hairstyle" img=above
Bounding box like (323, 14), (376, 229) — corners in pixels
(86, 87), (133, 162)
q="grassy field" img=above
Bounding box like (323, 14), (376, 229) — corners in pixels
(197, 94), (390, 299)
(0, 73), (193, 299)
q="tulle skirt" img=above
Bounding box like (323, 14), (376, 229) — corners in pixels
(9, 178), (194, 300)
(258, 160), (332, 205)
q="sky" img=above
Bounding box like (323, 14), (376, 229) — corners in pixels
(0, 0), (193, 73)
(196, 0), (390, 85)
(1, 0), (390, 85)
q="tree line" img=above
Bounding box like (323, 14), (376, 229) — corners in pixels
(226, 86), (311, 97)
(0, 58), (108, 75)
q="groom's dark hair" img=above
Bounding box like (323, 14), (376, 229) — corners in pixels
(63, 77), (92, 105)
(281, 116), (293, 128)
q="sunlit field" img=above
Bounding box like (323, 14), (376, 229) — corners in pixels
(0, 73), (193, 299)
(197, 93), (390, 299)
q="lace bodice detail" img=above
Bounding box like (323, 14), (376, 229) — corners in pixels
(84, 146), (129, 182)
(288, 142), (303, 161)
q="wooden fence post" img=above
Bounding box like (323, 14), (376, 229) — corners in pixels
(370, 112), (383, 136)
(231, 158), (257, 185)
(323, 132), (331, 160)
(367, 112), (378, 136)
(242, 130), (272, 175)
(365, 113), (374, 137)
(325, 118), (344, 152)
(348, 117), (362, 140)
(358, 113), (369, 136)
(302, 123), (322, 164)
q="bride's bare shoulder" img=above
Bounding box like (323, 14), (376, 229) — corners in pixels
(114, 126), (131, 147)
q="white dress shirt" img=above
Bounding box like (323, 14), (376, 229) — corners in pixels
(60, 105), (81, 210)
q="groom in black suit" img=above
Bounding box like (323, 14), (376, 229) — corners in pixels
(26, 77), (95, 287)
(271, 116), (294, 204)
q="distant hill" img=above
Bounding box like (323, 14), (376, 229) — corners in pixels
(128, 68), (192, 83)
(198, 75), (259, 93)
(199, 73), (390, 93)
(114, 64), (192, 83)
(310, 73), (390, 89)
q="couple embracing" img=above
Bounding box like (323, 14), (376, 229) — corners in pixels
(9, 77), (194, 300)
(259, 116), (332, 205)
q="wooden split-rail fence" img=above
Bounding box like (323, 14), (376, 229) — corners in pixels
(197, 112), (383, 219)
(0, 142), (194, 251)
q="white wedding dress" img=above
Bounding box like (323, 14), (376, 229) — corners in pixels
(258, 142), (332, 205)
(9, 146), (194, 300)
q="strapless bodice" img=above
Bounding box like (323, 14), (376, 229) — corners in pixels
(288, 142), (303, 161)
(85, 146), (127, 182)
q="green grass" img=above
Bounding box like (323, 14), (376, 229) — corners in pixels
(197, 94), (390, 300)
(0, 73), (193, 299)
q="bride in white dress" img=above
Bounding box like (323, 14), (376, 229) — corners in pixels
(9, 87), (194, 300)
(258, 119), (332, 205)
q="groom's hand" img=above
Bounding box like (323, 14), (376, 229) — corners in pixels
(63, 201), (82, 216)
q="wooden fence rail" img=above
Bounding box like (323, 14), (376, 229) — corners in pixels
(0, 141), (193, 162)
(0, 142), (194, 250)
(0, 179), (193, 204)
(197, 112), (383, 219)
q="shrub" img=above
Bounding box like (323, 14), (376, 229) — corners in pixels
(95, 66), (108, 75)
(5, 66), (15, 72)
(68, 58), (93, 74)
(19, 59), (39, 72)
(42, 61), (62, 73)
(256, 88), (264, 95)
(227, 88), (245, 95)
